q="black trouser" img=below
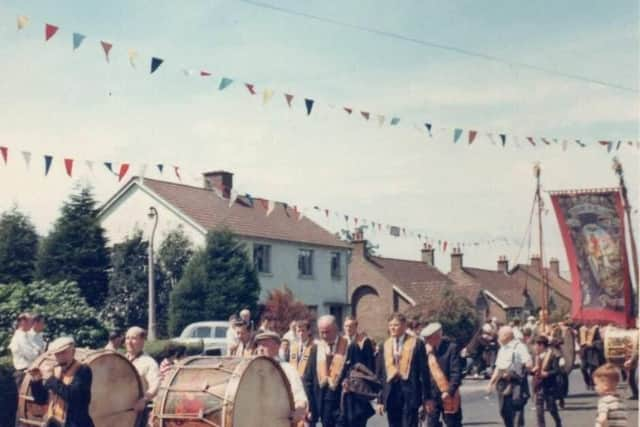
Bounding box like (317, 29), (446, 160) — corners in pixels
(498, 393), (525, 427)
(580, 364), (595, 388)
(425, 403), (462, 427)
(387, 405), (419, 427)
(13, 370), (25, 427)
(320, 400), (340, 427)
(535, 389), (562, 427)
(629, 364), (638, 398)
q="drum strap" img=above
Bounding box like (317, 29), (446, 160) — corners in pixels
(317, 337), (348, 389)
(46, 360), (81, 424)
(427, 352), (460, 414)
(384, 336), (416, 382)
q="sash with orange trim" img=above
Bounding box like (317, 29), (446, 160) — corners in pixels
(290, 340), (313, 377)
(427, 352), (461, 414)
(46, 360), (81, 425)
(316, 336), (349, 389)
(383, 336), (417, 382)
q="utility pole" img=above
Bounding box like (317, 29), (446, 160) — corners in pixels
(148, 206), (159, 340)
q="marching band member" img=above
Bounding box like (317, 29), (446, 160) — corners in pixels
(421, 322), (463, 427)
(375, 313), (431, 427)
(531, 336), (562, 427)
(344, 315), (375, 371)
(302, 315), (350, 427)
(290, 319), (314, 376)
(29, 336), (95, 427)
(125, 327), (160, 418)
(578, 324), (605, 390)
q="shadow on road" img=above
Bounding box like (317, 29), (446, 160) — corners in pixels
(463, 422), (501, 426)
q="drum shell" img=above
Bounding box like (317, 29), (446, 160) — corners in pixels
(17, 348), (144, 427)
(559, 327), (576, 374)
(603, 326), (639, 367)
(151, 356), (294, 427)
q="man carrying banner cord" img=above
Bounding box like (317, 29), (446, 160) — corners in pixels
(420, 322), (463, 427)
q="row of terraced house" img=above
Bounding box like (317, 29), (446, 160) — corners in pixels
(98, 170), (572, 338)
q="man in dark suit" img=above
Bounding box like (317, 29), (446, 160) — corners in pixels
(531, 335), (562, 427)
(375, 313), (431, 427)
(421, 323), (463, 427)
(303, 315), (350, 427)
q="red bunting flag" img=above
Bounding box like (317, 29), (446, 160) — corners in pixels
(443, 241), (448, 252)
(173, 166), (181, 181)
(284, 94), (294, 108)
(344, 107), (353, 115)
(45, 24), (59, 41)
(527, 137), (536, 146)
(118, 163), (130, 181)
(100, 41), (113, 62)
(0, 146), (7, 164)
(360, 111), (370, 120)
(64, 158), (74, 177)
(354, 217), (358, 226)
(245, 83), (256, 95)
(468, 130), (478, 144)
(200, 70), (211, 77)
(324, 209), (329, 218)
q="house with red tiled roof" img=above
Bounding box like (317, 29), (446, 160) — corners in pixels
(446, 248), (572, 323)
(348, 234), (458, 339)
(98, 171), (351, 322)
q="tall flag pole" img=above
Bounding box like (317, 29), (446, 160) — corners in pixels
(534, 162), (549, 329)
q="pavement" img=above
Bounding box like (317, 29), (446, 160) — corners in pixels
(365, 370), (638, 426)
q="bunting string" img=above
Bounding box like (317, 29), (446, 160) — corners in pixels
(12, 15), (639, 152)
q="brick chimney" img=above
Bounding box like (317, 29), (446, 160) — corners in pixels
(351, 230), (368, 259)
(549, 258), (560, 276)
(421, 243), (435, 267)
(530, 255), (543, 274)
(497, 255), (509, 273)
(450, 247), (463, 272)
(203, 171), (233, 198)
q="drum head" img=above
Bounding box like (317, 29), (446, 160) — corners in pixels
(227, 357), (293, 427)
(560, 327), (576, 374)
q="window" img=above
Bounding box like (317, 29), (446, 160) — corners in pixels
(253, 244), (271, 274)
(214, 327), (228, 338)
(330, 252), (342, 278)
(298, 249), (314, 277)
(192, 327), (212, 338)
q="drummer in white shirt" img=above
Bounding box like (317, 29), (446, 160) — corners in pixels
(9, 313), (40, 390)
(28, 314), (47, 354)
(255, 330), (308, 424)
(125, 326), (161, 416)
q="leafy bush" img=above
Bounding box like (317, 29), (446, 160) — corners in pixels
(261, 287), (312, 335)
(0, 281), (108, 354)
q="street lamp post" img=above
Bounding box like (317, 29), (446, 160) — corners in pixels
(147, 206), (159, 341)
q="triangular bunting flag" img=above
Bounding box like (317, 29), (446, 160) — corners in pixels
(453, 128), (463, 143)
(85, 160), (94, 173)
(487, 133), (496, 145)
(173, 166), (181, 181)
(219, 77), (234, 90)
(182, 69), (193, 76)
(324, 209), (329, 218)
(0, 146), (7, 164)
(245, 83), (256, 95)
(21, 151), (31, 169)
(64, 158), (73, 177)
(104, 162), (115, 174)
(72, 33), (86, 50)
(541, 138), (551, 145)
(575, 139), (586, 147)
(45, 24), (59, 41)
(100, 41), (113, 62)
(616, 140), (622, 151)
(150, 57), (164, 74)
(499, 134), (506, 147)
(284, 93), (294, 108)
(562, 140), (568, 151)
(377, 115), (385, 126)
(118, 163), (130, 181)
(200, 70), (211, 77)
(527, 137), (536, 146)
(390, 117), (400, 126)
(360, 111), (370, 120)
(425, 123), (432, 136)
(17, 16), (29, 30)
(263, 89), (274, 105)
(305, 98), (314, 115)
(468, 130), (478, 144)
(44, 155), (53, 176)
(128, 49), (138, 68)
(157, 164), (164, 174)
(267, 200), (275, 216)
(344, 107), (353, 115)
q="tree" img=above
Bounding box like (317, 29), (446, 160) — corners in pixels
(100, 231), (170, 337)
(169, 228), (260, 336)
(0, 208), (39, 284)
(158, 226), (194, 289)
(36, 187), (110, 307)
(0, 281), (107, 353)
(261, 287), (312, 335)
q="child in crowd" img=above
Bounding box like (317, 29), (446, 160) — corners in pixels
(594, 363), (626, 427)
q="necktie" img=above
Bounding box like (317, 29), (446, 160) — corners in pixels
(394, 338), (401, 366)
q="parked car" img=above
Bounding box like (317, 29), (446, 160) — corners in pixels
(174, 321), (230, 356)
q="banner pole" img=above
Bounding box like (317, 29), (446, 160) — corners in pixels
(534, 163), (548, 328)
(612, 158), (639, 321)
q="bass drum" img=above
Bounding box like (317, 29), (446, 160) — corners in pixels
(603, 326), (639, 366)
(151, 356), (294, 427)
(17, 348), (143, 427)
(559, 326), (576, 374)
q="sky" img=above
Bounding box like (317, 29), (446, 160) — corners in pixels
(0, 0), (638, 275)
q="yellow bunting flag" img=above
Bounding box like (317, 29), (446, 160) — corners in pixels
(263, 89), (274, 105)
(128, 49), (138, 68)
(17, 16), (29, 30)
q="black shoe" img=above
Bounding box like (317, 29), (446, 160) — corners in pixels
(559, 399), (565, 409)
(629, 395), (638, 401)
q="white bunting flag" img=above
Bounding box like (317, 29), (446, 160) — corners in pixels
(21, 151), (31, 169)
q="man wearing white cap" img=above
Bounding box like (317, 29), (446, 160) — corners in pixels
(125, 326), (160, 417)
(255, 330), (308, 424)
(29, 336), (95, 427)
(420, 323), (463, 427)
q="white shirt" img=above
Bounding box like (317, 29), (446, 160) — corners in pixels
(280, 361), (308, 408)
(9, 329), (39, 370)
(29, 330), (46, 354)
(283, 330), (296, 343)
(512, 327), (524, 342)
(129, 352), (161, 398)
(495, 339), (532, 374)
